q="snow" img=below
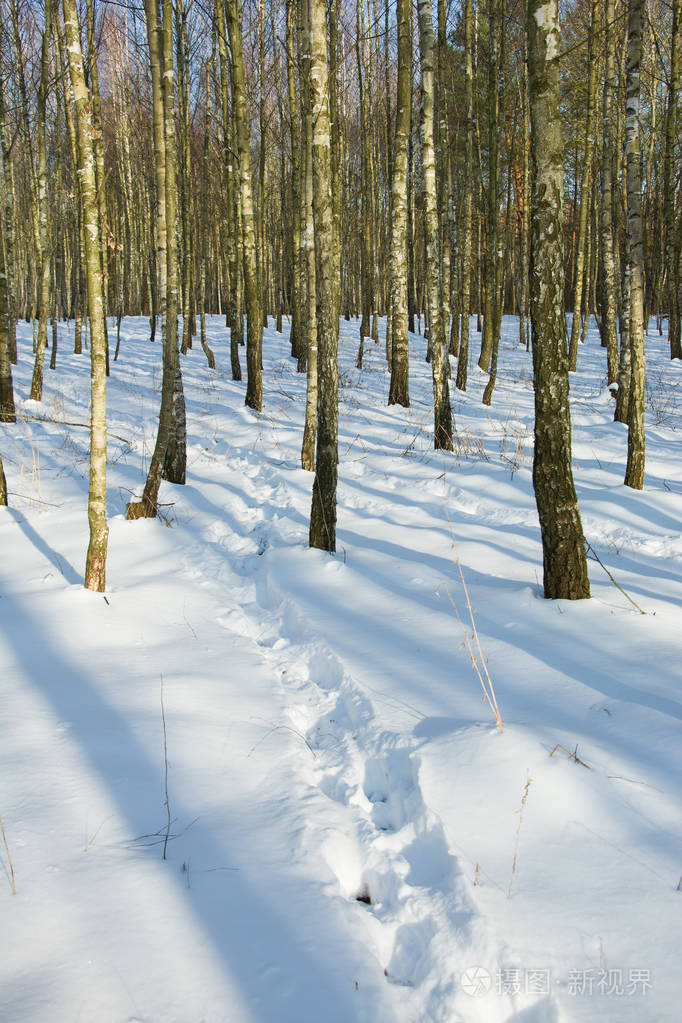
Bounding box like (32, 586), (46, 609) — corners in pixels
(1, 314), (681, 1023)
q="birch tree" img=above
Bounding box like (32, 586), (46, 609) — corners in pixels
(664, 0), (681, 359)
(527, 0), (590, 600)
(569, 0), (599, 372)
(600, 0), (620, 386)
(456, 0), (475, 393)
(127, 0), (186, 519)
(624, 0), (645, 489)
(225, 0), (263, 412)
(300, 0), (318, 470)
(0, 133), (15, 421)
(417, 0), (453, 450)
(62, 0), (109, 591)
(29, 0), (53, 402)
(388, 0), (410, 408)
(307, 0), (339, 551)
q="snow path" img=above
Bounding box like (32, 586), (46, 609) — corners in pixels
(170, 400), (515, 1021)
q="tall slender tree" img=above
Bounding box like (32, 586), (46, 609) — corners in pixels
(300, 0), (318, 470)
(456, 0), (475, 393)
(308, 0), (339, 551)
(225, 0), (263, 412)
(600, 0), (620, 387)
(29, 0), (53, 402)
(417, 0), (453, 450)
(62, 0), (109, 590)
(664, 0), (681, 359)
(388, 0), (411, 408)
(624, 0), (646, 489)
(527, 0), (590, 600)
(569, 0), (599, 372)
(0, 130), (16, 422)
(127, 0), (186, 519)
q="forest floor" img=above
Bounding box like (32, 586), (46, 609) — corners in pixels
(1, 314), (681, 1023)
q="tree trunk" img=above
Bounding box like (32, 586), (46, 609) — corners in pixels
(528, 0), (590, 600)
(128, 0), (186, 519)
(388, 0), (411, 408)
(0, 132), (16, 422)
(286, 0), (303, 364)
(225, 0), (263, 412)
(356, 0), (372, 360)
(308, 0), (339, 552)
(176, 0), (194, 356)
(159, 0), (187, 486)
(569, 0), (599, 371)
(0, 35), (18, 368)
(417, 0), (453, 450)
(624, 0), (646, 490)
(300, 0), (318, 471)
(30, 0), (53, 403)
(664, 0), (681, 359)
(62, 0), (109, 591)
(456, 0), (475, 392)
(215, 0), (242, 380)
(85, 0), (110, 373)
(600, 0), (620, 385)
(479, 0), (501, 377)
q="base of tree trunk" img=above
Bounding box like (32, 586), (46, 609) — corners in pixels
(126, 499), (157, 520)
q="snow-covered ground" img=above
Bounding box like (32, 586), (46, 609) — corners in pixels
(1, 314), (680, 1023)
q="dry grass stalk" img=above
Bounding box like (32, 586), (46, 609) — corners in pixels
(160, 675), (172, 861)
(508, 774), (533, 899)
(549, 743), (590, 768)
(1, 815), (16, 894)
(585, 541), (647, 615)
(440, 545), (503, 732)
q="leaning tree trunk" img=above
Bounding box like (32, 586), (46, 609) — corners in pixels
(624, 0), (646, 490)
(528, 0), (590, 600)
(417, 0), (454, 451)
(62, 0), (109, 591)
(307, 0), (339, 552)
(388, 0), (411, 408)
(0, 453), (6, 505)
(128, 0), (186, 519)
